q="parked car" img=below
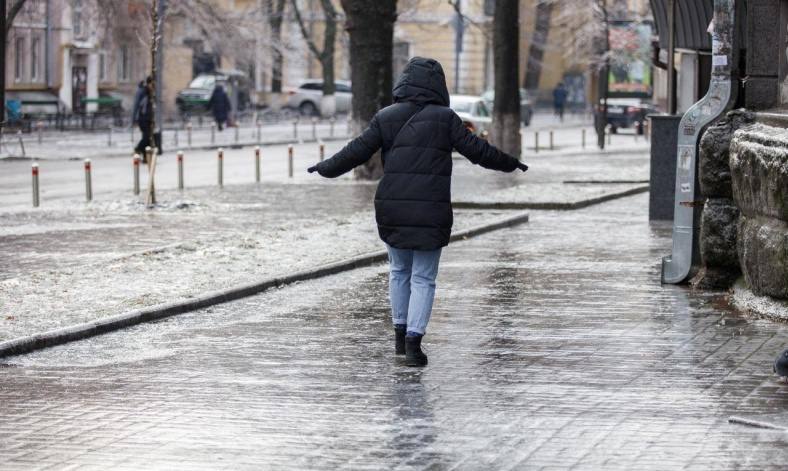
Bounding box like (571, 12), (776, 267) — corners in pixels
(450, 95), (492, 136)
(599, 98), (657, 134)
(481, 88), (534, 126)
(285, 80), (352, 116)
(176, 70), (252, 118)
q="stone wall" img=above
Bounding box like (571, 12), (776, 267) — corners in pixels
(729, 122), (788, 299)
(692, 112), (753, 289)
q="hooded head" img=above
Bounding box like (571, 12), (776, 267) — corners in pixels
(392, 57), (450, 107)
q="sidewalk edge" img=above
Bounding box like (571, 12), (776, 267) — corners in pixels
(453, 185), (648, 210)
(0, 212), (529, 358)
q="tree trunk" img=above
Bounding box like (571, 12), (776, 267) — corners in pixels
(339, 0), (397, 180)
(491, 0), (521, 158)
(268, 0), (286, 94)
(523, 1), (553, 91)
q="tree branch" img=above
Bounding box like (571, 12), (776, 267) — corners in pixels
(291, 0), (323, 60)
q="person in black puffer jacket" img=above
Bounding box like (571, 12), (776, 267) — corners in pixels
(308, 57), (527, 367)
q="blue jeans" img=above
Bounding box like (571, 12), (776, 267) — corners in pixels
(386, 244), (442, 335)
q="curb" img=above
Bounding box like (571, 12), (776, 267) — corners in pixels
(453, 185), (648, 211)
(0, 212), (530, 358)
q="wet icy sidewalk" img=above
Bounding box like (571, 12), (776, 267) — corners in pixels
(2, 193), (788, 470)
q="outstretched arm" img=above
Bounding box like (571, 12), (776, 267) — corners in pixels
(449, 112), (528, 173)
(309, 116), (383, 177)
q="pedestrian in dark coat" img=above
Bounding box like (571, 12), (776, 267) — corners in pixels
(133, 76), (161, 160)
(208, 84), (231, 131)
(308, 57), (527, 367)
(553, 82), (568, 121)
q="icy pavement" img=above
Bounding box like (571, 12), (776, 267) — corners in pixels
(1, 194), (787, 469)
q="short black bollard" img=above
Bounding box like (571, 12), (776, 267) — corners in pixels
(32, 163), (40, 207)
(133, 154), (141, 195)
(255, 146), (261, 182)
(218, 148), (224, 187)
(534, 131), (539, 153)
(177, 151), (184, 190)
(319, 142), (325, 162)
(84, 159), (92, 202)
(288, 144), (293, 178)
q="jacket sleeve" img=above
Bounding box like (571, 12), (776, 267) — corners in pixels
(315, 115), (383, 178)
(449, 111), (520, 172)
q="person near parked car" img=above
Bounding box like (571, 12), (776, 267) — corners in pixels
(207, 84), (232, 131)
(133, 76), (161, 161)
(553, 82), (569, 121)
(306, 57), (528, 367)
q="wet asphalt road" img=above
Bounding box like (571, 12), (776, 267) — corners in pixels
(2, 193), (788, 469)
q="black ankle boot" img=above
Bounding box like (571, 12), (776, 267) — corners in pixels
(405, 335), (428, 367)
(394, 325), (406, 355)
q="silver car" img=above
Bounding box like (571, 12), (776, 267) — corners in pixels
(286, 80), (352, 116)
(450, 95), (492, 136)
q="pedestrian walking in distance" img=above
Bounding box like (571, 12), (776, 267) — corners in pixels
(553, 81), (568, 122)
(208, 84), (231, 131)
(308, 57), (528, 367)
(133, 76), (161, 160)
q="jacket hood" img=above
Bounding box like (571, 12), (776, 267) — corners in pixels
(392, 57), (450, 106)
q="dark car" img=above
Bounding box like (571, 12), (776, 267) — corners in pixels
(176, 70), (251, 118)
(599, 98), (657, 134)
(481, 88), (534, 126)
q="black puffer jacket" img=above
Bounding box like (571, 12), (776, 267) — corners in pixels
(313, 57), (523, 250)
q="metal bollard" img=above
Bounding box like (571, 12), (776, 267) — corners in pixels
(311, 117), (317, 140)
(288, 144), (293, 178)
(145, 146), (153, 166)
(217, 148), (224, 187)
(255, 146), (261, 182)
(292, 120), (298, 140)
(234, 124), (239, 143)
(108, 126), (113, 147)
(256, 121), (262, 143)
(211, 123), (216, 144)
(329, 117), (335, 137)
(32, 163), (40, 207)
(177, 151), (184, 190)
(607, 126), (612, 146)
(346, 116), (351, 135)
(131, 125), (134, 144)
(37, 121), (43, 144)
(319, 142), (325, 162)
(174, 128), (179, 147)
(133, 154), (141, 195)
(582, 129), (586, 149)
(534, 131), (539, 153)
(17, 130), (25, 157)
(644, 120), (650, 142)
(84, 159), (92, 202)
(187, 122), (192, 148)
(549, 130), (554, 150)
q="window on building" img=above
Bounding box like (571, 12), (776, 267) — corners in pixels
(73, 0), (84, 38)
(31, 36), (40, 81)
(118, 46), (130, 82)
(99, 52), (106, 81)
(15, 37), (25, 82)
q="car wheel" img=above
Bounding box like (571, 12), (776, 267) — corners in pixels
(610, 126), (618, 134)
(299, 101), (318, 116)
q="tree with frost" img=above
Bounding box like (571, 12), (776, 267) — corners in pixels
(291, 0), (339, 117)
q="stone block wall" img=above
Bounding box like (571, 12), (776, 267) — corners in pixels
(692, 112), (753, 289)
(729, 123), (788, 299)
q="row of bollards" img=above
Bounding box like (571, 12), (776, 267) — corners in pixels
(28, 142), (328, 207)
(527, 126), (648, 152)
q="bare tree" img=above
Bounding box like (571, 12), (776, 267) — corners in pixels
(291, 0), (338, 117)
(339, 0), (397, 180)
(267, 0), (286, 97)
(491, 0), (521, 157)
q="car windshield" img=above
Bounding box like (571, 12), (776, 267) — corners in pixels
(189, 76), (216, 89)
(451, 101), (472, 113)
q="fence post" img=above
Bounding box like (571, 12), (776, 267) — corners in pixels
(84, 159), (92, 202)
(288, 144), (293, 178)
(37, 121), (43, 144)
(234, 123), (239, 143)
(256, 120), (261, 143)
(133, 154), (140, 195)
(582, 129), (586, 149)
(211, 123), (216, 144)
(108, 126), (113, 147)
(32, 163), (40, 207)
(346, 115), (351, 135)
(218, 148), (224, 187)
(17, 130), (25, 157)
(312, 117), (317, 140)
(549, 130), (554, 150)
(255, 146), (261, 182)
(534, 131), (539, 153)
(174, 128), (179, 147)
(293, 120), (298, 140)
(187, 122), (192, 148)
(319, 142), (325, 162)
(329, 117), (335, 137)
(177, 151), (184, 190)
(131, 125), (134, 145)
